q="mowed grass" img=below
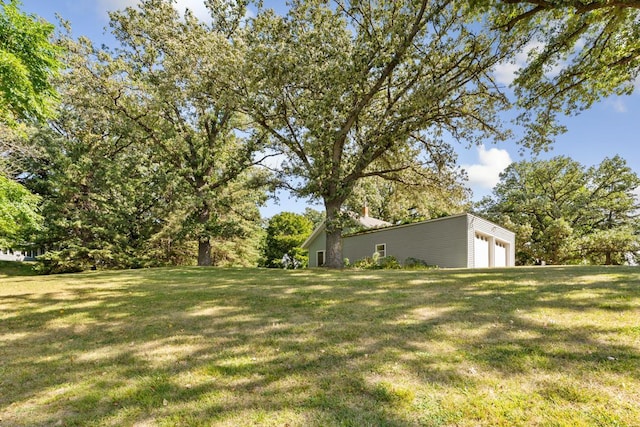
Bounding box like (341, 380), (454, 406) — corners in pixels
(1, 265), (639, 426)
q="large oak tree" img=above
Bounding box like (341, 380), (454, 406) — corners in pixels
(243, 0), (522, 267)
(62, 0), (267, 266)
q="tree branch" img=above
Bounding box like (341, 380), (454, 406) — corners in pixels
(498, 0), (640, 31)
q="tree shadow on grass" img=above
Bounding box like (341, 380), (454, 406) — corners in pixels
(0, 266), (639, 426)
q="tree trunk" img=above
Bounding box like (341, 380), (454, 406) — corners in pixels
(605, 251), (612, 265)
(198, 238), (212, 266)
(324, 199), (344, 268)
(196, 199), (212, 266)
(325, 227), (343, 268)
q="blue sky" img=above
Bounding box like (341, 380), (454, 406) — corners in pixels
(20, 0), (640, 217)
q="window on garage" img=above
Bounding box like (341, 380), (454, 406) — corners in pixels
(375, 243), (386, 258)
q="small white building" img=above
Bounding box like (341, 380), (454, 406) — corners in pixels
(302, 211), (516, 268)
(0, 247), (44, 262)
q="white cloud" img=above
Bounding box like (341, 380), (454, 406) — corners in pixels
(462, 145), (513, 190)
(607, 97), (628, 113)
(493, 61), (520, 87)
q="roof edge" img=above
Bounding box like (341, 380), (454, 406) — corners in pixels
(301, 221), (326, 249)
(342, 213), (495, 238)
(301, 213), (512, 248)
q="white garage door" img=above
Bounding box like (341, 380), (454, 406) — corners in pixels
(474, 234), (489, 268)
(495, 241), (507, 267)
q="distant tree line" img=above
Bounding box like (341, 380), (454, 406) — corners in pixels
(478, 156), (640, 265)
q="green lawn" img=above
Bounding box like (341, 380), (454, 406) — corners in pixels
(1, 265), (638, 426)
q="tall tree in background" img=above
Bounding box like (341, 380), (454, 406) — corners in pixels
(302, 207), (325, 230)
(63, 0), (267, 266)
(21, 126), (181, 272)
(578, 156), (640, 265)
(478, 155), (640, 265)
(18, 48), (184, 271)
(345, 174), (470, 225)
(244, 0), (522, 268)
(260, 211), (313, 268)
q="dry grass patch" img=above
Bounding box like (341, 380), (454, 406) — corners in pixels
(0, 265), (638, 426)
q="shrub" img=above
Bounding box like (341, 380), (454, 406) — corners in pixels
(403, 257), (437, 269)
(35, 249), (88, 274)
(353, 255), (401, 270)
(353, 256), (377, 269)
(378, 256), (401, 269)
(34, 246), (144, 274)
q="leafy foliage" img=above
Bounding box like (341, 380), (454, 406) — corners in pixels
(0, 0), (61, 126)
(476, 0), (640, 147)
(478, 155), (640, 265)
(243, 0), (522, 267)
(261, 212), (313, 268)
(0, 174), (40, 248)
(58, 0), (266, 266)
(303, 207), (325, 230)
(345, 168), (470, 225)
(403, 257), (437, 270)
(4, 0), (270, 272)
(21, 124), (184, 272)
(9, 0), (639, 272)
(352, 254), (401, 270)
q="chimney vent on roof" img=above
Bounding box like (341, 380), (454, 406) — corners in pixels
(362, 206), (369, 217)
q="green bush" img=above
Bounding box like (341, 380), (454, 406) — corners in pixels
(260, 212), (313, 268)
(35, 250), (87, 274)
(353, 256), (377, 269)
(34, 246), (145, 274)
(403, 257), (437, 269)
(350, 255), (436, 270)
(378, 255), (401, 269)
(353, 255), (401, 270)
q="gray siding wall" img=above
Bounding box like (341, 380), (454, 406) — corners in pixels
(306, 228), (327, 267)
(467, 215), (516, 267)
(343, 214), (469, 268)
(305, 213), (516, 268)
